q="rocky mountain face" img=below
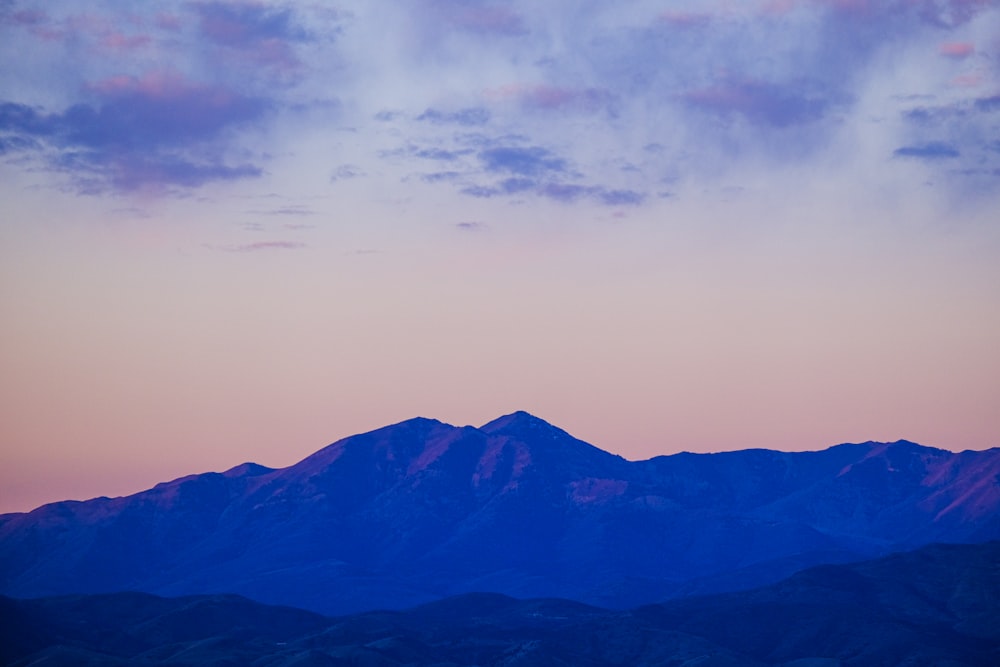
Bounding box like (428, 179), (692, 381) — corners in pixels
(3, 541), (998, 667)
(1, 412), (998, 615)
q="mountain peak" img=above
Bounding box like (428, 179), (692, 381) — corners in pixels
(383, 416), (445, 430)
(477, 411), (627, 472)
(222, 462), (274, 478)
(479, 411), (563, 435)
(859, 439), (947, 458)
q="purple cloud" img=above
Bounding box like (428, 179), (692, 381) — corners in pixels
(599, 189), (646, 206)
(0, 72), (268, 193)
(539, 182), (593, 202)
(415, 147), (470, 161)
(105, 156), (260, 191)
(903, 105), (968, 125)
(421, 171), (461, 183)
(460, 175), (645, 207)
(456, 221), (486, 231)
(478, 146), (567, 176)
(685, 79), (832, 127)
(0, 73), (266, 150)
(217, 240), (306, 252)
(2, 8), (162, 52)
(657, 10), (714, 29)
(331, 164), (363, 182)
(0, 7), (48, 27)
(804, 0), (992, 29)
(911, 0), (994, 28)
(0, 134), (40, 154)
(417, 107), (490, 126)
(536, 184), (645, 206)
(155, 12), (183, 31)
(82, 73), (267, 148)
(460, 177), (536, 198)
(975, 96), (1000, 113)
(498, 177), (536, 193)
(487, 84), (616, 115)
(260, 206), (315, 216)
(939, 42), (975, 59)
(438, 140), (646, 206)
(439, 4), (527, 36)
(193, 1), (310, 72)
(893, 142), (961, 159)
(460, 185), (497, 198)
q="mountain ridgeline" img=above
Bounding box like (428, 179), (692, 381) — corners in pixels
(1, 412), (998, 616)
(3, 542), (999, 666)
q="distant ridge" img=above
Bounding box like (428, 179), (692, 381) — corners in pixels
(1, 412), (998, 615)
(3, 541), (998, 666)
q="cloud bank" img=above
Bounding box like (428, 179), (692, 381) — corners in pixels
(0, 0), (997, 203)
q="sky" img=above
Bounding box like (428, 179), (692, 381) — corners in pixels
(1, 0), (999, 514)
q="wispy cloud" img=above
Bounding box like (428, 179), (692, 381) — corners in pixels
(0, 134), (40, 154)
(461, 176), (645, 207)
(893, 142), (961, 159)
(684, 78), (834, 127)
(599, 189), (646, 206)
(939, 41), (975, 58)
(417, 107), (491, 126)
(256, 205), (315, 217)
(331, 164), (363, 182)
(974, 95), (1000, 112)
(486, 84), (615, 114)
(215, 240), (306, 252)
(658, 11), (714, 29)
(193, 1), (312, 74)
(421, 171), (461, 183)
(0, 7), (49, 28)
(478, 146), (567, 177)
(435, 3), (527, 36)
(415, 147), (471, 161)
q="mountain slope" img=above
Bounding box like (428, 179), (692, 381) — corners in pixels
(3, 542), (998, 667)
(635, 540), (1000, 666)
(1, 411), (998, 614)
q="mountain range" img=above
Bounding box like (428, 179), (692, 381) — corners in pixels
(3, 541), (998, 666)
(2, 411), (998, 616)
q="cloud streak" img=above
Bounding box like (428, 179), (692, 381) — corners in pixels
(417, 107), (491, 126)
(478, 146), (567, 177)
(893, 143), (961, 159)
(215, 240), (306, 252)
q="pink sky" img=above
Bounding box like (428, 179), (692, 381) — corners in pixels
(2, 0), (999, 514)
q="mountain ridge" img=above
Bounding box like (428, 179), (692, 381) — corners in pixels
(2, 411), (998, 616)
(9, 414), (985, 513)
(3, 541), (998, 667)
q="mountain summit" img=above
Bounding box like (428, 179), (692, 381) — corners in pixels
(480, 409), (563, 434)
(1, 413), (998, 615)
